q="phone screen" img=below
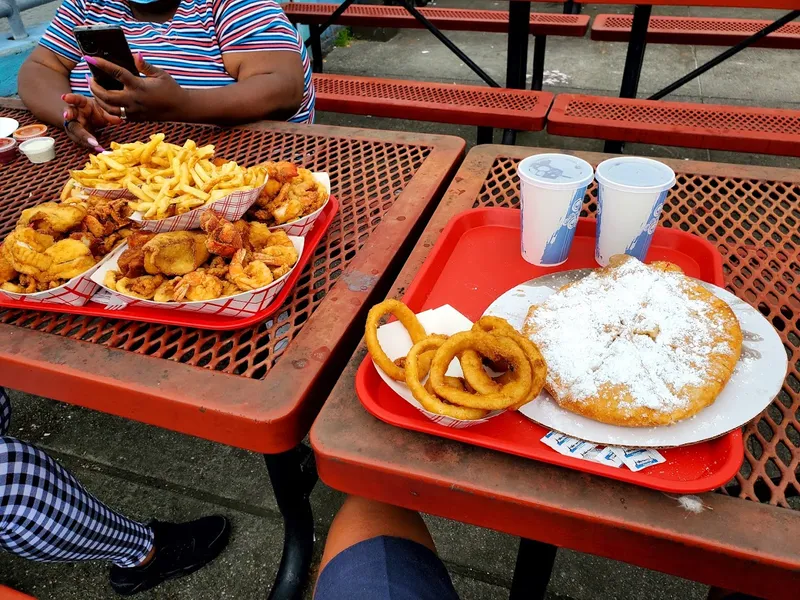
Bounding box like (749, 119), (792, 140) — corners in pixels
(73, 25), (138, 91)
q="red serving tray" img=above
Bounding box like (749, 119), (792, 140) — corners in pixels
(0, 196), (338, 331)
(356, 208), (744, 493)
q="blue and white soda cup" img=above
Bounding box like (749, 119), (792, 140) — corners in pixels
(517, 153), (594, 266)
(594, 157), (676, 266)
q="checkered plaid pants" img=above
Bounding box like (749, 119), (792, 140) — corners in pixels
(0, 387), (154, 567)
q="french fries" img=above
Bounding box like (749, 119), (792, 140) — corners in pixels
(66, 134), (268, 220)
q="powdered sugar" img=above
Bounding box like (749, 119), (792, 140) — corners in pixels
(526, 259), (733, 414)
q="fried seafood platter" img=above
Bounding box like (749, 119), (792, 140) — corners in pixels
(247, 162), (330, 229)
(0, 195), (133, 299)
(95, 210), (302, 311)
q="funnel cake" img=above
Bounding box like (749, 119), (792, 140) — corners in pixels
(523, 255), (742, 427)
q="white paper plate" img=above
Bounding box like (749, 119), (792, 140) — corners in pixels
(485, 270), (787, 448)
(0, 117), (19, 138)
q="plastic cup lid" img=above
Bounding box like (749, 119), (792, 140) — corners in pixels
(595, 156), (676, 193)
(517, 153), (594, 190)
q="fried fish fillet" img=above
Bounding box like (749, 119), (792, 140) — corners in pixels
(18, 202), (87, 235)
(143, 231), (210, 276)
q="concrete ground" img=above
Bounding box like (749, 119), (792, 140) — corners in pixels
(1, 2), (798, 599)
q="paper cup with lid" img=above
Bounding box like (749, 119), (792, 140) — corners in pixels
(517, 153), (594, 266)
(594, 156), (676, 266)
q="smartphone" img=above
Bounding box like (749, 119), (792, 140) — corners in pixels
(73, 25), (138, 91)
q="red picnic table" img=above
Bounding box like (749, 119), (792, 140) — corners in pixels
(0, 99), (465, 599)
(553, 0), (800, 152)
(311, 144), (800, 600)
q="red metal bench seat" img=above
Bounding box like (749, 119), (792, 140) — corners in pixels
(285, 3), (589, 37)
(313, 73), (553, 132)
(592, 14), (800, 49)
(547, 94), (800, 156)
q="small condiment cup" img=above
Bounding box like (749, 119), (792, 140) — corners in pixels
(517, 153), (594, 266)
(13, 123), (48, 142)
(0, 137), (17, 164)
(594, 156), (676, 266)
(19, 137), (56, 164)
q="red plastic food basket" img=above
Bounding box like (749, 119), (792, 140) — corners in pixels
(0, 196), (338, 331)
(356, 207), (744, 493)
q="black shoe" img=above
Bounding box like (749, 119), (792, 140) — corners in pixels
(109, 515), (231, 596)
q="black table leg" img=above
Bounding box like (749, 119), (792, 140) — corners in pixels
(264, 445), (318, 600)
(503, 1), (532, 145)
(604, 4), (652, 154)
(477, 127), (494, 145)
(309, 25), (323, 73)
(531, 36), (546, 92)
(509, 538), (558, 600)
(563, 1), (581, 14)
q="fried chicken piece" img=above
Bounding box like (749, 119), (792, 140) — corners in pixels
(256, 162), (300, 208)
(41, 239), (96, 282)
(205, 256), (229, 278)
(18, 202), (87, 235)
(143, 231), (210, 276)
(270, 264), (292, 280)
(117, 231), (157, 278)
(253, 166), (328, 225)
(200, 210), (243, 258)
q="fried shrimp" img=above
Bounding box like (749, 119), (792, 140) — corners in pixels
(115, 275), (166, 300)
(227, 249), (273, 291)
(173, 271), (225, 302)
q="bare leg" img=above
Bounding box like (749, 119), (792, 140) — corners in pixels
(319, 496), (436, 574)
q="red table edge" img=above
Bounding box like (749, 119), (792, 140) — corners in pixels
(310, 145), (800, 599)
(508, 0), (798, 7)
(0, 101), (467, 454)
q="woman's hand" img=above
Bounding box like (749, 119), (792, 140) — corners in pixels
(85, 54), (189, 122)
(62, 93), (121, 153)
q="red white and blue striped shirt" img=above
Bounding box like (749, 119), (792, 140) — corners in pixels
(40, 0), (315, 123)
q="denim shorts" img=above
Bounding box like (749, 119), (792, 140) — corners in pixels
(315, 536), (459, 600)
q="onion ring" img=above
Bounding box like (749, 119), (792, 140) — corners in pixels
(429, 331), (531, 410)
(424, 375), (467, 396)
(365, 299), (427, 381)
(406, 337), (489, 420)
(394, 349), (436, 378)
(467, 316), (548, 410)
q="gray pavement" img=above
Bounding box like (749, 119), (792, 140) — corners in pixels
(1, 1), (798, 599)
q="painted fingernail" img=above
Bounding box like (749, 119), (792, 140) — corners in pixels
(87, 137), (99, 147)
(83, 55), (98, 66)
(63, 110), (69, 120)
(95, 146), (106, 153)
(60, 94), (67, 101)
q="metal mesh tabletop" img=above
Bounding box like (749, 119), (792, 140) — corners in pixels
(0, 103), (465, 452)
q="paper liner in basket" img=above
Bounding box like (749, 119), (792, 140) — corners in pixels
(267, 173), (331, 237)
(372, 305), (505, 429)
(0, 251), (116, 306)
(129, 183), (266, 233)
(90, 235), (304, 318)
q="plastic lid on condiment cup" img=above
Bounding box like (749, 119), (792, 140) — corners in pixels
(517, 153), (594, 190)
(20, 137), (54, 152)
(595, 156), (676, 193)
(13, 123), (47, 140)
(0, 137), (15, 150)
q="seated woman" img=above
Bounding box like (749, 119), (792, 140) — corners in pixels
(18, 0), (314, 153)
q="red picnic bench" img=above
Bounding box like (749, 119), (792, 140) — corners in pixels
(313, 73), (553, 144)
(547, 94), (800, 156)
(284, 2), (589, 75)
(592, 14), (800, 49)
